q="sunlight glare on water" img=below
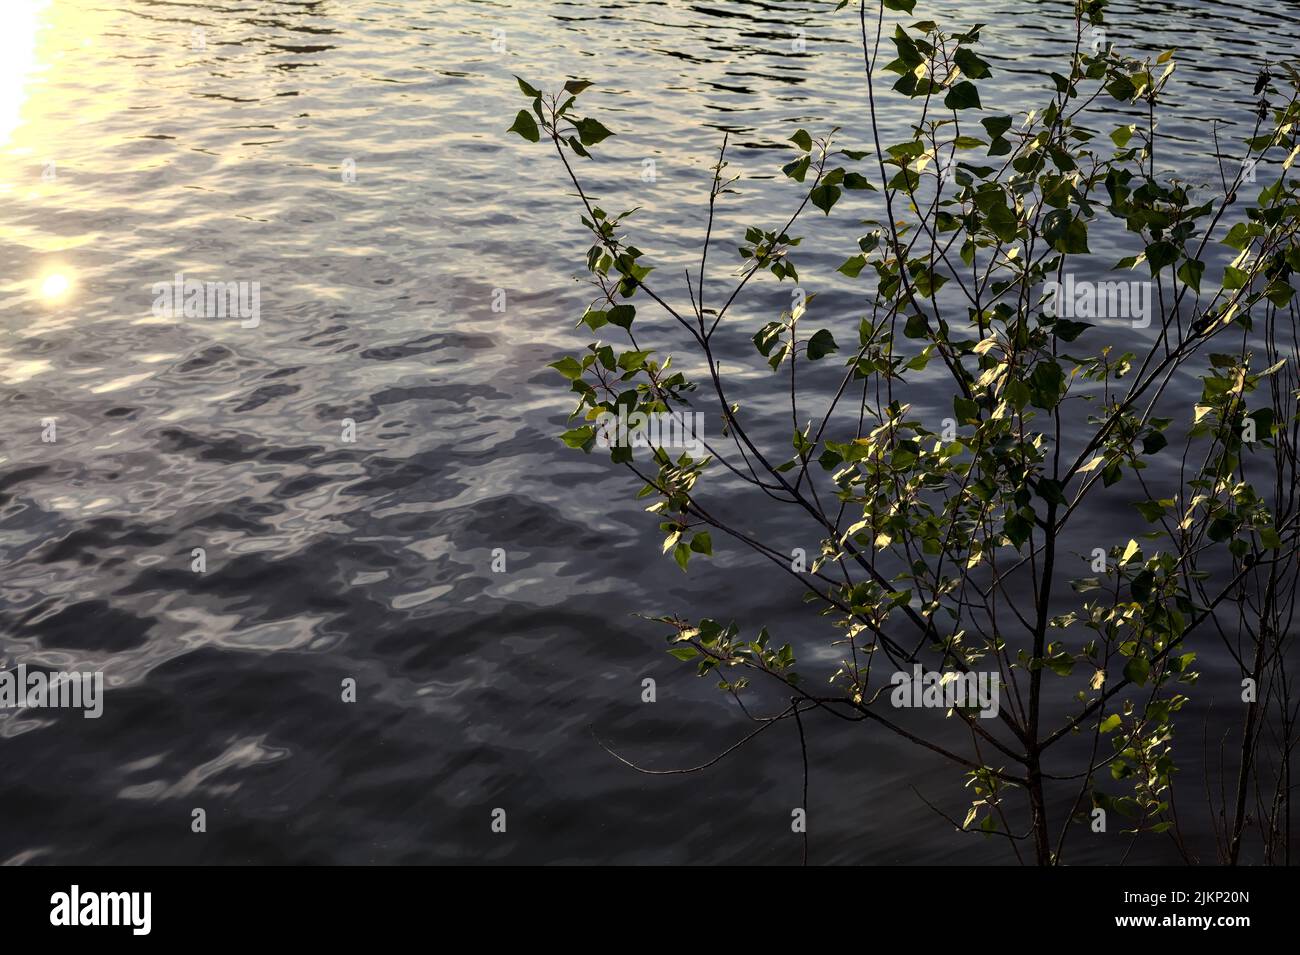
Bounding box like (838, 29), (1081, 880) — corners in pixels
(0, 0), (50, 148)
(0, 0), (1296, 865)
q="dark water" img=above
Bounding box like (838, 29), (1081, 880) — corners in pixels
(0, 0), (1297, 864)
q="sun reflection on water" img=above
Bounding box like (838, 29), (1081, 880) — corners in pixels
(0, 0), (51, 148)
(38, 268), (73, 303)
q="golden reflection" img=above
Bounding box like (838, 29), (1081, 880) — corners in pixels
(37, 268), (73, 303)
(0, 0), (51, 148)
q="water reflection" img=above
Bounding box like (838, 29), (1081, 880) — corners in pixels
(0, 0), (50, 148)
(0, 0), (1295, 864)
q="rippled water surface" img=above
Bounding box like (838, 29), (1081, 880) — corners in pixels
(1, 0), (1298, 864)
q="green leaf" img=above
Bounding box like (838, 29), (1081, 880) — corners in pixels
(1145, 240), (1179, 275)
(1043, 209), (1089, 253)
(1110, 124), (1136, 148)
(574, 117), (613, 145)
(1037, 478), (1067, 506)
(515, 76), (541, 97)
(810, 183), (842, 214)
(508, 110), (540, 143)
(838, 254), (868, 278)
(548, 356), (583, 380)
(807, 329), (838, 360)
(886, 140), (925, 162)
(1142, 432), (1168, 455)
(1106, 74), (1136, 101)
(606, 304), (636, 329)
(563, 79), (593, 95)
(1177, 259), (1205, 293)
(1222, 265), (1248, 290)
(883, 0), (916, 10)
(1028, 360), (1064, 409)
(954, 47), (991, 79)
(944, 81), (982, 110)
(753, 321), (785, 356)
(1005, 512), (1033, 548)
(912, 269), (948, 298)
(1208, 516), (1236, 542)
(672, 541), (691, 572)
(616, 349), (652, 371)
(782, 156), (812, 182)
(1134, 500), (1166, 522)
(1099, 714), (1122, 733)
(668, 646), (700, 661)
(766, 342), (791, 371)
(981, 116), (1013, 138)
(904, 313), (930, 339)
(1123, 655), (1150, 687)
(1265, 280), (1295, 307)
(690, 531), (713, 555)
(790, 128), (814, 152)
(985, 200), (1019, 243)
(953, 396), (980, 423)
(1223, 222), (1253, 251)
(1052, 319), (1091, 342)
(560, 426), (595, 450)
(1045, 653), (1075, 677)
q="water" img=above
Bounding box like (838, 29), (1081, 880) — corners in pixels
(0, 0), (1296, 864)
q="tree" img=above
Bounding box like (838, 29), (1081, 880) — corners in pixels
(510, 0), (1300, 864)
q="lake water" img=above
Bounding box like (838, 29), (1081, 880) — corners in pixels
(0, 0), (1297, 864)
